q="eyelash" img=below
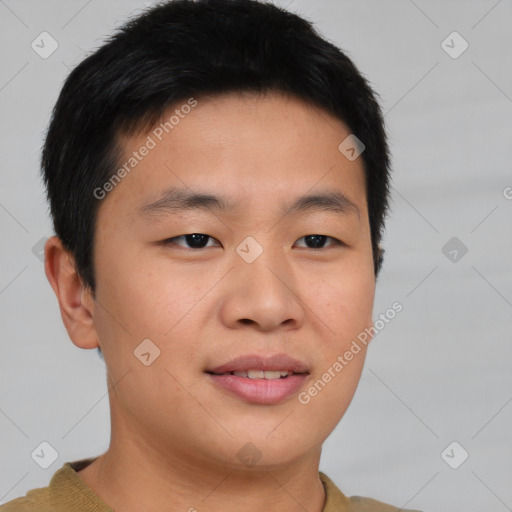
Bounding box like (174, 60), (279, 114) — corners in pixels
(162, 233), (344, 250)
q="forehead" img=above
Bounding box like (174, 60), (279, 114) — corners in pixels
(101, 91), (368, 221)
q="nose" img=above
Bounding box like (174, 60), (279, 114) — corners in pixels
(218, 248), (305, 332)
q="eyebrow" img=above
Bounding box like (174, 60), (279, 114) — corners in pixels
(138, 186), (360, 220)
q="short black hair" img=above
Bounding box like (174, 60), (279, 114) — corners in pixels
(42, 0), (392, 358)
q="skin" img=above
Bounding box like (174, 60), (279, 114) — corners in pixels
(45, 91), (376, 512)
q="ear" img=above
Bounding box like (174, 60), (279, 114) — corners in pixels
(44, 236), (99, 350)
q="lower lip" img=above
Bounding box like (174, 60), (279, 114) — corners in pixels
(207, 373), (308, 405)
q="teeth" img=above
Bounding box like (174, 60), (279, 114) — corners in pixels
(231, 370), (291, 379)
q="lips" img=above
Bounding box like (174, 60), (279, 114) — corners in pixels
(206, 353), (310, 375)
(206, 354), (310, 405)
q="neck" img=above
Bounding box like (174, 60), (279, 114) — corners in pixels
(77, 414), (326, 512)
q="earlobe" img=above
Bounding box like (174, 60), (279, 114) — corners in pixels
(44, 236), (100, 350)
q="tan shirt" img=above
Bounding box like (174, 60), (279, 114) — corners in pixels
(0, 458), (422, 511)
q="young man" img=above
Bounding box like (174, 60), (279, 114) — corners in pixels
(0, 1), (422, 511)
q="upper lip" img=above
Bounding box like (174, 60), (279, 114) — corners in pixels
(207, 354), (310, 374)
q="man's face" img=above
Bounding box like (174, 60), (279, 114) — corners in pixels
(90, 91), (375, 469)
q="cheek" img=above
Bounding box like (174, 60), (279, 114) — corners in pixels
(293, 330), (368, 448)
(309, 264), (375, 340)
(94, 245), (204, 341)
(298, 277), (373, 436)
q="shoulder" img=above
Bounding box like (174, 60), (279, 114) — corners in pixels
(0, 485), (52, 512)
(319, 472), (423, 512)
(0, 457), (108, 512)
(347, 495), (423, 511)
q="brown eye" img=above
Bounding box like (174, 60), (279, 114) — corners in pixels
(164, 233), (220, 249)
(294, 235), (343, 249)
(163, 234), (343, 250)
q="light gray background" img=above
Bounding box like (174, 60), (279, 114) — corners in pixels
(1, 1), (511, 511)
